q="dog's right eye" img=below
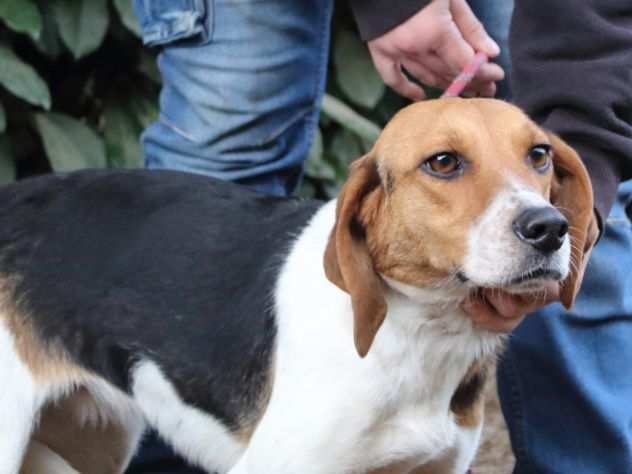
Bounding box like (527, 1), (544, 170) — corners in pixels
(421, 152), (464, 179)
(527, 144), (552, 173)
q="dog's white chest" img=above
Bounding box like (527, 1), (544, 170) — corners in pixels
(365, 399), (460, 469)
(244, 202), (498, 473)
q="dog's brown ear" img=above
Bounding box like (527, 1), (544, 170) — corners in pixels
(324, 154), (386, 358)
(548, 133), (598, 309)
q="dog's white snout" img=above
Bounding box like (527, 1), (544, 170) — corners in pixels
(462, 186), (571, 289)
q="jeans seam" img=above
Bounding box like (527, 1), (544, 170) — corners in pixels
(158, 116), (198, 142)
(198, 0), (214, 45)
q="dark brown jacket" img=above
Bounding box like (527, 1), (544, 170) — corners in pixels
(350, 0), (632, 225)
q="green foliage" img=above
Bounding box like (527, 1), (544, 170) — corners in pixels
(34, 112), (107, 170)
(0, 44), (51, 108)
(0, 101), (6, 133)
(0, 0), (42, 40)
(51, 0), (110, 60)
(0, 0), (407, 198)
(0, 136), (16, 184)
(0, 0), (156, 179)
(333, 29), (385, 110)
(112, 0), (141, 37)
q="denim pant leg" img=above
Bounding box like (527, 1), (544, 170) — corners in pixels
(136, 0), (334, 197)
(467, 0), (513, 99)
(498, 181), (632, 473)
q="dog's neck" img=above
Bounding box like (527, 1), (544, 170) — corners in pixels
(382, 275), (469, 308)
(372, 276), (503, 396)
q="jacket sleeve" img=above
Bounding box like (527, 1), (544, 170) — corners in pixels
(348, 0), (430, 41)
(510, 0), (632, 226)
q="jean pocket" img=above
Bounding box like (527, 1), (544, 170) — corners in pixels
(133, 0), (214, 47)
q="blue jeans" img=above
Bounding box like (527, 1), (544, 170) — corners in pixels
(135, 0), (333, 197)
(498, 180), (632, 473)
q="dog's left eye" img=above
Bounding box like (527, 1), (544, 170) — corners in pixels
(422, 152), (463, 178)
(528, 145), (552, 172)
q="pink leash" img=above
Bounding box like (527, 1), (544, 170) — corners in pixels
(441, 52), (488, 98)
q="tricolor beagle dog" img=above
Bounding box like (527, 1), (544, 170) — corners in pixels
(2, 99), (596, 474)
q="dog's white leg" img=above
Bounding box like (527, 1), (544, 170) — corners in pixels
(449, 423), (483, 474)
(131, 360), (244, 473)
(32, 382), (146, 474)
(20, 440), (79, 474)
(410, 422), (483, 474)
(0, 324), (43, 474)
(226, 456), (248, 474)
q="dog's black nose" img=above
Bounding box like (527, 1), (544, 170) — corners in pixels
(512, 207), (568, 253)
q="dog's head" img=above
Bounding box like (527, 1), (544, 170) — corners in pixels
(324, 99), (597, 357)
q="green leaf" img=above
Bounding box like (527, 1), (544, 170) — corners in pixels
(52, 0), (109, 59)
(0, 101), (5, 133)
(0, 0), (43, 40)
(298, 180), (317, 199)
(138, 51), (162, 83)
(306, 129), (337, 182)
(321, 94), (381, 143)
(113, 0), (141, 37)
(0, 136), (16, 185)
(103, 102), (143, 169)
(308, 128), (323, 163)
(34, 112), (106, 171)
(334, 30), (385, 109)
(0, 45), (51, 109)
(33, 2), (63, 59)
(128, 93), (159, 129)
(330, 128), (365, 174)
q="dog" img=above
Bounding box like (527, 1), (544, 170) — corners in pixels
(0, 98), (596, 474)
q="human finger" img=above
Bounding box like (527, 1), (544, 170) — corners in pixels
(401, 59), (451, 89)
(451, 0), (500, 58)
(371, 53), (426, 101)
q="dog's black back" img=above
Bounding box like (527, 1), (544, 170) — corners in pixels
(0, 169), (322, 429)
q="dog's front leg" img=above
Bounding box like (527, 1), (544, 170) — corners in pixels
(405, 422), (483, 474)
(20, 441), (79, 474)
(225, 410), (371, 474)
(226, 451), (355, 474)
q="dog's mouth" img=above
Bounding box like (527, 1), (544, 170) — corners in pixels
(461, 283), (557, 334)
(458, 266), (562, 333)
(508, 267), (563, 286)
(458, 266), (563, 293)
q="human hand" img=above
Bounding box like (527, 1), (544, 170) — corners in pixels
(367, 0), (505, 100)
(461, 282), (560, 333)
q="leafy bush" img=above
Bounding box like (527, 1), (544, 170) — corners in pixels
(0, 1), (410, 198)
(0, 0), (158, 185)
